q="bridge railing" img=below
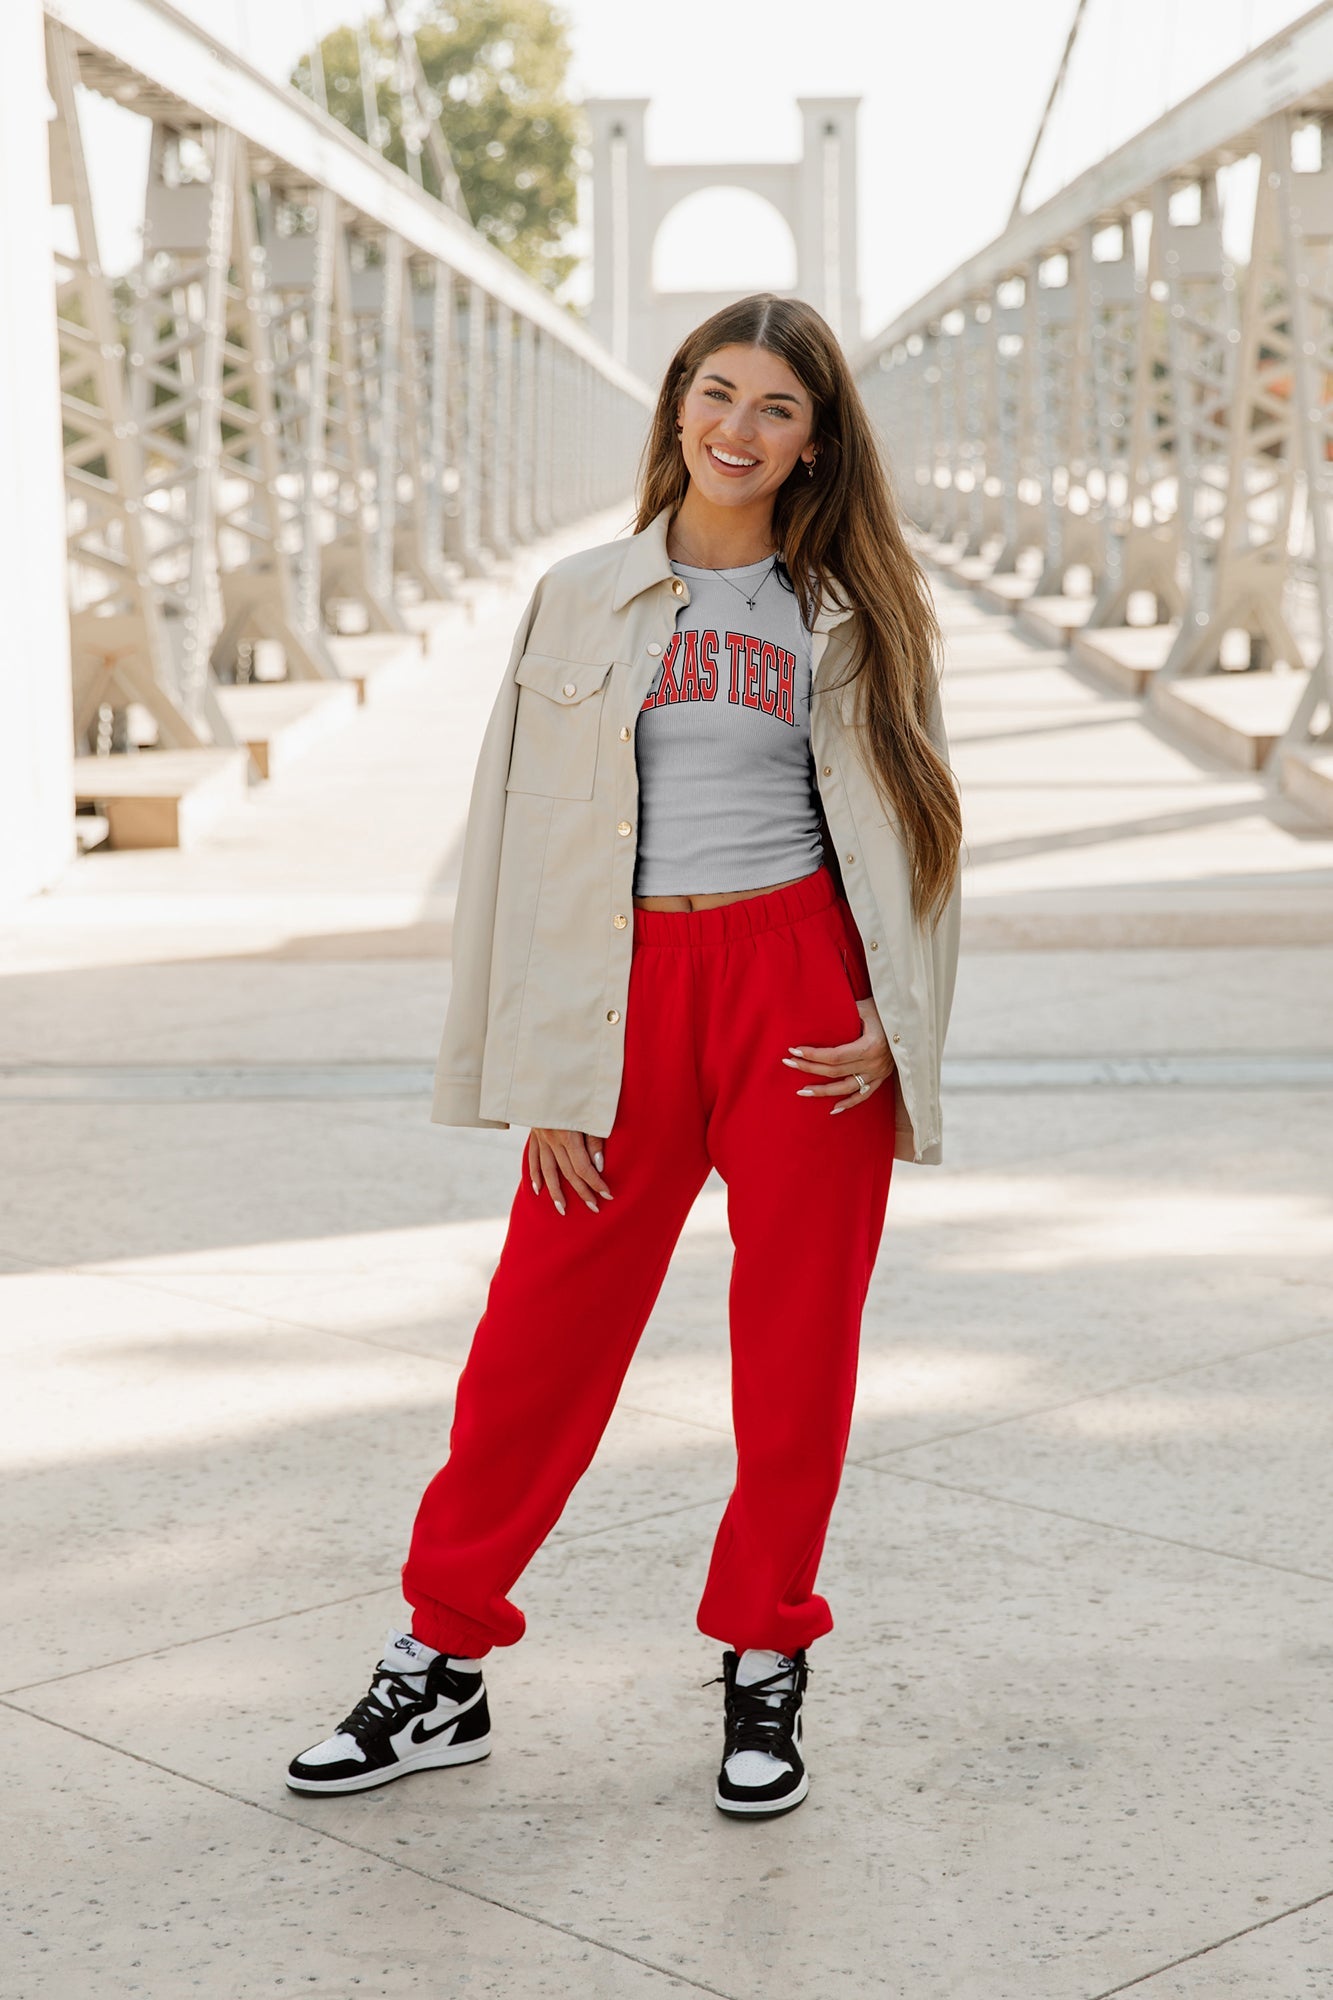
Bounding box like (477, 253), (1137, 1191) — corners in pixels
(855, 6), (1333, 773)
(43, 0), (652, 758)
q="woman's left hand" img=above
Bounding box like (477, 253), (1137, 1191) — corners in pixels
(782, 996), (895, 1113)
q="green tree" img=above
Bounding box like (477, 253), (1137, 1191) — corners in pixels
(297, 2), (582, 296)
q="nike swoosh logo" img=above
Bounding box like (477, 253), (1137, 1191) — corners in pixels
(410, 1714), (458, 1745)
(405, 1683), (484, 1747)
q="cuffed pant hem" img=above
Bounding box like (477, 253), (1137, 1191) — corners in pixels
(405, 1587), (519, 1660)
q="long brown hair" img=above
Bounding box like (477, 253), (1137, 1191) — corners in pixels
(635, 294), (961, 927)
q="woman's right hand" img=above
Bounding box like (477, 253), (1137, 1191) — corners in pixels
(527, 1128), (613, 1216)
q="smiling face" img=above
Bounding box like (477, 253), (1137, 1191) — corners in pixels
(676, 343), (818, 510)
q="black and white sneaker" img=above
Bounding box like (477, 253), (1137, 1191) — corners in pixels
(286, 1628), (491, 1795)
(711, 1647), (809, 1818)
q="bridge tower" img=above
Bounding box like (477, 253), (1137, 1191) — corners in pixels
(586, 98), (861, 383)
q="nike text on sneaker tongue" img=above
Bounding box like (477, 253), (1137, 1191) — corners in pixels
(381, 1627), (437, 1672)
(735, 1648), (795, 1694)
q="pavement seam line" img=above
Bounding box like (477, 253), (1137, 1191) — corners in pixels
(0, 1584), (401, 1698)
(1083, 1883), (1333, 1997)
(50, 1259), (743, 1442)
(21, 1241), (1333, 1469)
(43, 1260), (485, 1369)
(5, 1052), (1333, 1099)
(549, 1491), (731, 1544)
(0, 1497), (731, 1698)
(0, 1698), (739, 2000)
(849, 1313), (1333, 1465)
(15, 1242), (1333, 1615)
(858, 1462), (1333, 1587)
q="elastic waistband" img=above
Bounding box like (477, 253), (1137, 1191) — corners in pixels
(631, 864), (837, 947)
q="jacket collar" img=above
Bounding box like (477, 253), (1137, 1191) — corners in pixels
(611, 507), (674, 611)
(612, 503), (856, 633)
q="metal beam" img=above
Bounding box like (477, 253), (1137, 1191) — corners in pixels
(857, 2), (1333, 359)
(43, 0), (652, 406)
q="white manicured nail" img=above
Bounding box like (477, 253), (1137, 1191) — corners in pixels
(593, 1151), (604, 1171)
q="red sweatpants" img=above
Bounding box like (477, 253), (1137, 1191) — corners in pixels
(402, 862), (896, 1659)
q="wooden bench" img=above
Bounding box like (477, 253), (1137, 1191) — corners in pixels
(215, 681), (358, 780)
(1280, 745), (1333, 824)
(72, 748), (249, 849)
(951, 555), (998, 584)
(976, 572), (1038, 615)
(1150, 672), (1311, 770)
(325, 633), (427, 705)
(402, 599), (466, 652)
(1017, 594), (1095, 649)
(1073, 625), (1178, 697)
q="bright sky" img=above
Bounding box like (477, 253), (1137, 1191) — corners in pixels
(77, 0), (1315, 343)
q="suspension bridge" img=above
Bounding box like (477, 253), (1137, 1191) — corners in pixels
(6, 1), (1333, 895)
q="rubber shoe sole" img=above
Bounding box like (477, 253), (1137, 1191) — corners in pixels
(286, 1733), (491, 1796)
(714, 1768), (809, 1818)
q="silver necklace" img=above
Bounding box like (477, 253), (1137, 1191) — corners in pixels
(674, 552), (780, 612)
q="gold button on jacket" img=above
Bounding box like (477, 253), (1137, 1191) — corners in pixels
(430, 506), (961, 1165)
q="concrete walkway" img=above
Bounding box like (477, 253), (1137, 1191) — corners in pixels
(3, 518), (1332, 1998)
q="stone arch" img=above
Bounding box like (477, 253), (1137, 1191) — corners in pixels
(651, 186), (799, 295)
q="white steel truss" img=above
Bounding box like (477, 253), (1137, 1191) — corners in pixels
(41, 1), (651, 759)
(859, 10), (1333, 757)
(48, 20), (206, 752)
(1274, 106), (1333, 737)
(991, 278), (1045, 575)
(1087, 213), (1181, 627)
(256, 188), (340, 648)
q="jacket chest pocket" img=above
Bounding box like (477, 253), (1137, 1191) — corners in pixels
(505, 652), (615, 800)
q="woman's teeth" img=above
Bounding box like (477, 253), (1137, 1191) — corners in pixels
(709, 447), (758, 469)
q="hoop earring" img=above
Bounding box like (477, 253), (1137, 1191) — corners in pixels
(805, 457), (817, 478)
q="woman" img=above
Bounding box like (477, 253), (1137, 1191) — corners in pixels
(287, 294), (962, 1820)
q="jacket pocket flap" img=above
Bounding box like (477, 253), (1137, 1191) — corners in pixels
(514, 653), (613, 704)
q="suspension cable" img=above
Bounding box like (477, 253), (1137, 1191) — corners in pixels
(1009, 0), (1094, 224)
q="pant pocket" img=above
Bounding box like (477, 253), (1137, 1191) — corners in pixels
(835, 904), (872, 1001)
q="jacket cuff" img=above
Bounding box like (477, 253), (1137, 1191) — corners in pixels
(430, 1075), (510, 1130)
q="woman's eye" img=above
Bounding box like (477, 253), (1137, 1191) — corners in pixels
(764, 405), (792, 419)
(704, 388), (728, 401)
